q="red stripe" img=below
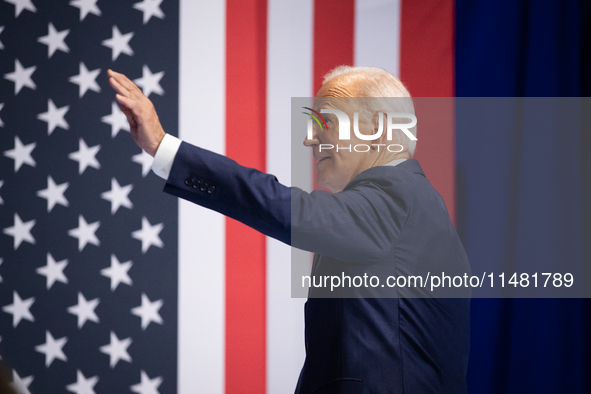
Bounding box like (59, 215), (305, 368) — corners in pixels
(225, 0), (267, 392)
(313, 0), (355, 92)
(400, 0), (456, 223)
(312, 0), (355, 191)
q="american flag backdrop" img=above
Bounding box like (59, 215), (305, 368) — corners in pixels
(0, 0), (455, 393)
(0, 0), (179, 393)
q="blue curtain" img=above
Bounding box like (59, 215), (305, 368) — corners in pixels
(455, 0), (591, 392)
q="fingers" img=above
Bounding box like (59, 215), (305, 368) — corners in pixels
(109, 75), (130, 97)
(116, 98), (132, 116)
(116, 96), (138, 127)
(110, 70), (152, 127)
(108, 69), (142, 95)
(115, 93), (134, 109)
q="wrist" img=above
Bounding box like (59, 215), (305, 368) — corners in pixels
(151, 134), (182, 179)
(149, 130), (166, 157)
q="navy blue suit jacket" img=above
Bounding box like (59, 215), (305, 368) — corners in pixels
(164, 141), (471, 393)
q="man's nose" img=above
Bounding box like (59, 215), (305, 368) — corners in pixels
(303, 133), (319, 147)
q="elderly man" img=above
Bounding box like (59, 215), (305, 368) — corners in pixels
(108, 66), (470, 393)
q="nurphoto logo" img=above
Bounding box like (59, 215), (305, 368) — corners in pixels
(303, 107), (417, 153)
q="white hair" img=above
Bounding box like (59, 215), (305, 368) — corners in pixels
(322, 66), (417, 156)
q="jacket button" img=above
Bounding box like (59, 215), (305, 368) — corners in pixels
(207, 186), (216, 194)
(184, 178), (192, 186)
(201, 182), (208, 192)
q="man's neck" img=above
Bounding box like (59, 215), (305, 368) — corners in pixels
(372, 151), (409, 167)
(384, 158), (407, 167)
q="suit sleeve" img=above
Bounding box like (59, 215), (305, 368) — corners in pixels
(164, 141), (408, 263)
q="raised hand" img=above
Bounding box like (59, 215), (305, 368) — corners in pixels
(107, 69), (166, 156)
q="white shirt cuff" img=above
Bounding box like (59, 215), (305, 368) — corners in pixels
(151, 133), (182, 180)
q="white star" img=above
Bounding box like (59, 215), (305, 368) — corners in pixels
(133, 0), (164, 24)
(69, 62), (101, 98)
(102, 26), (134, 61)
(37, 175), (69, 212)
(0, 180), (4, 204)
(67, 292), (99, 329)
(100, 254), (132, 291)
(4, 0), (36, 17)
(68, 139), (100, 174)
(11, 370), (33, 394)
(3, 213), (35, 249)
(69, 0), (101, 21)
(4, 59), (36, 95)
(131, 370), (163, 394)
(101, 178), (133, 214)
(35, 331), (68, 367)
(100, 331), (132, 368)
(37, 23), (69, 58)
(0, 102), (4, 126)
(66, 370), (98, 394)
(36, 253), (68, 289)
(68, 215), (100, 251)
(134, 65), (164, 97)
(37, 99), (69, 135)
(101, 101), (129, 137)
(0, 258), (3, 282)
(4, 136), (36, 172)
(132, 150), (153, 177)
(2, 291), (34, 327)
(0, 26), (4, 50)
(132, 217), (163, 253)
(131, 293), (163, 330)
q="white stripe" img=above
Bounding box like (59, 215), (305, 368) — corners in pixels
(354, 0), (401, 77)
(178, 1), (225, 393)
(266, 0), (313, 392)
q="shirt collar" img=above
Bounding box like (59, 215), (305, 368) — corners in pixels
(384, 158), (407, 167)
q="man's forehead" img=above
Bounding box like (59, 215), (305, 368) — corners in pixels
(312, 98), (355, 115)
(313, 76), (365, 112)
(316, 75), (359, 98)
